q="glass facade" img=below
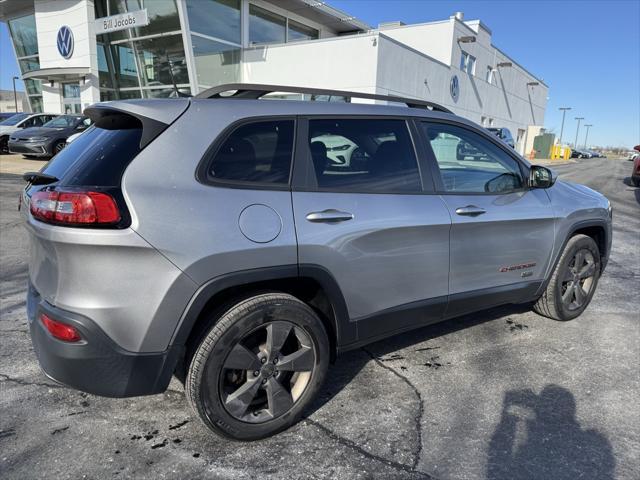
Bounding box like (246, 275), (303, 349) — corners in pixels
(95, 0), (189, 99)
(250, 4), (286, 45)
(7, 1), (324, 109)
(187, 0), (241, 89)
(7, 14), (42, 112)
(3, 0), (325, 106)
(187, 0), (241, 44)
(288, 19), (319, 43)
(192, 35), (241, 87)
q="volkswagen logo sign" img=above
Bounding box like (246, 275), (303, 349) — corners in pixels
(450, 75), (460, 102)
(56, 26), (74, 59)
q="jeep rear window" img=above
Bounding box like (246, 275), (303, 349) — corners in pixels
(41, 122), (143, 187)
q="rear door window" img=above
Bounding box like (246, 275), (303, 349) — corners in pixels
(307, 118), (421, 192)
(206, 120), (295, 185)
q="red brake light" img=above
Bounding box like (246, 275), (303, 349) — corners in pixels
(30, 190), (120, 225)
(40, 313), (82, 342)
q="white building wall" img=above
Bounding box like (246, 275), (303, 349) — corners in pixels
(34, 0), (99, 113)
(379, 20), (455, 65)
(376, 16), (547, 154)
(242, 34), (380, 93)
(374, 34), (452, 106)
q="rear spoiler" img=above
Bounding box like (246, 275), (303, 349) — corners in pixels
(84, 99), (190, 149)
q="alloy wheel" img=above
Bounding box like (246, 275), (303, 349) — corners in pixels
(219, 320), (315, 423)
(561, 249), (597, 311)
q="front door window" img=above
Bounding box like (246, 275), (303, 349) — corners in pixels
(61, 82), (81, 114)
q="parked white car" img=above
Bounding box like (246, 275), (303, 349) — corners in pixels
(0, 113), (58, 153)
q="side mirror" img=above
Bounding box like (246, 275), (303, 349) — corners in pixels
(529, 165), (556, 188)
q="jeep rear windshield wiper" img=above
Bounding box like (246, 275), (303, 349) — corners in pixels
(22, 171), (58, 185)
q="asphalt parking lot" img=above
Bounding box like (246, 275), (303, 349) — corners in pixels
(0, 155), (638, 480)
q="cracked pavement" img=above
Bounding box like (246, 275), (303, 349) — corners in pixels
(1, 157), (638, 479)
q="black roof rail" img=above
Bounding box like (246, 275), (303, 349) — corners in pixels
(195, 83), (453, 114)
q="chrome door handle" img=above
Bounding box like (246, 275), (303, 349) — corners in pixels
(306, 209), (354, 223)
(455, 205), (486, 216)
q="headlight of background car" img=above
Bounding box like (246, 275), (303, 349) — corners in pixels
(26, 137), (47, 142)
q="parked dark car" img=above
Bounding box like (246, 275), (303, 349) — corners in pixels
(0, 112), (23, 122)
(571, 149), (591, 159)
(456, 140), (487, 161)
(8, 115), (92, 158)
(487, 127), (515, 148)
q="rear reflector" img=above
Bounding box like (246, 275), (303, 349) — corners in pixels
(30, 190), (120, 225)
(40, 313), (82, 342)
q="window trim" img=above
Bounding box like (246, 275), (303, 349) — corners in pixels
(415, 118), (530, 196)
(291, 115), (433, 195)
(196, 115), (297, 191)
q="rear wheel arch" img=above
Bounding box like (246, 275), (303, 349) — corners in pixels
(172, 265), (352, 382)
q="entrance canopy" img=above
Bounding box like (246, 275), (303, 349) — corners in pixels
(22, 67), (91, 82)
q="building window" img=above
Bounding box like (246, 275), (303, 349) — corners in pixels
(486, 66), (494, 84)
(187, 0), (241, 45)
(95, 0), (188, 99)
(288, 19), (319, 42)
(186, 0), (241, 89)
(192, 35), (240, 88)
(95, 0), (180, 40)
(7, 14), (43, 112)
(133, 35), (190, 87)
(460, 52), (467, 71)
(8, 14), (38, 57)
(250, 4), (286, 45)
(460, 51), (476, 75)
(467, 55), (476, 75)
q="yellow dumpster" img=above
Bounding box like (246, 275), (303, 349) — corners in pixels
(551, 145), (571, 160)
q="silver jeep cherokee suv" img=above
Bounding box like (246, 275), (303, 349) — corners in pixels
(22, 84), (612, 440)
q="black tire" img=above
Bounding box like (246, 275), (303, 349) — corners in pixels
(0, 136), (8, 154)
(186, 293), (329, 440)
(53, 140), (66, 155)
(632, 177), (640, 187)
(534, 234), (600, 321)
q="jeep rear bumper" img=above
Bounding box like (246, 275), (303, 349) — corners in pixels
(27, 283), (182, 398)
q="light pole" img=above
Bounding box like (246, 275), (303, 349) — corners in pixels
(583, 124), (593, 149)
(558, 107), (571, 144)
(12, 76), (19, 113)
(574, 117), (584, 148)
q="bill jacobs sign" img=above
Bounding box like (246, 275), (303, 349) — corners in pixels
(95, 9), (149, 35)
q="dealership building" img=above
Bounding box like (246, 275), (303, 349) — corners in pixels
(0, 0), (548, 154)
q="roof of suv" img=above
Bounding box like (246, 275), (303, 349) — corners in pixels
(93, 96), (462, 123)
(91, 84), (463, 127)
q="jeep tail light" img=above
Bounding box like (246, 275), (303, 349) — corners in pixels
(40, 313), (82, 342)
(30, 190), (120, 226)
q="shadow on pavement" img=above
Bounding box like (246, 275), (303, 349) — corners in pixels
(307, 302), (532, 416)
(487, 385), (615, 480)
